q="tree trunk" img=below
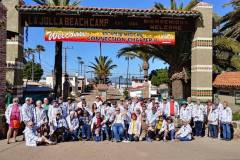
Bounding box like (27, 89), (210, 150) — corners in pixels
(169, 66), (183, 100)
(143, 61), (149, 82)
(171, 79), (183, 99)
(54, 41), (62, 98)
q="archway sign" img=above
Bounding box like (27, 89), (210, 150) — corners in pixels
(15, 2), (213, 101)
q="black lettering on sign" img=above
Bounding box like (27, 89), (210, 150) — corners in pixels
(21, 14), (196, 31)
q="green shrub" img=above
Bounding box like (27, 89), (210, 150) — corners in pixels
(233, 113), (240, 121)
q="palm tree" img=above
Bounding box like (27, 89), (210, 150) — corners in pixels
(117, 46), (156, 81)
(33, 0), (80, 97)
(212, 11), (240, 74)
(35, 45), (45, 66)
(120, 0), (201, 99)
(220, 0), (240, 41)
(24, 48), (36, 81)
(88, 56), (117, 84)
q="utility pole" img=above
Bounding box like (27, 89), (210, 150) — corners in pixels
(77, 56), (81, 76)
(63, 46), (73, 75)
(31, 54), (35, 81)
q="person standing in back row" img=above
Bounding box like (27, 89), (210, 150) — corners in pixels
(219, 101), (232, 141)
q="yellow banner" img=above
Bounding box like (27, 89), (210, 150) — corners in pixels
(45, 28), (175, 45)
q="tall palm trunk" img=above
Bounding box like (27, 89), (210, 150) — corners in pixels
(143, 61), (149, 81)
(169, 65), (184, 100)
(54, 41), (62, 98)
(38, 52), (41, 66)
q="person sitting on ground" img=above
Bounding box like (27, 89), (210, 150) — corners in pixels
(139, 112), (148, 141)
(163, 117), (175, 141)
(24, 121), (55, 147)
(175, 120), (192, 141)
(66, 111), (79, 141)
(49, 112), (68, 143)
(33, 100), (48, 136)
(91, 111), (102, 142)
(155, 115), (164, 141)
(128, 113), (141, 142)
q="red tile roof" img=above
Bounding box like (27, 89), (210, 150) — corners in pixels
(16, 5), (200, 17)
(213, 72), (240, 88)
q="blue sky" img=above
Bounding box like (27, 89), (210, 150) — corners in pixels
(23, 0), (232, 78)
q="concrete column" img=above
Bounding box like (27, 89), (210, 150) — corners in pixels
(2, 0), (24, 98)
(191, 2), (213, 101)
(0, 1), (7, 110)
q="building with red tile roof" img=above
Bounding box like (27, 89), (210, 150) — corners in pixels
(213, 72), (240, 89)
(213, 72), (240, 110)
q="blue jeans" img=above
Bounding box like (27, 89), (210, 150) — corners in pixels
(112, 123), (124, 141)
(169, 130), (175, 140)
(208, 124), (218, 138)
(69, 130), (79, 141)
(177, 135), (192, 141)
(195, 121), (203, 136)
(82, 124), (91, 139)
(101, 126), (109, 141)
(222, 123), (231, 140)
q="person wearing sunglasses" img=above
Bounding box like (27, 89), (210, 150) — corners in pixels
(5, 97), (22, 144)
(111, 107), (127, 142)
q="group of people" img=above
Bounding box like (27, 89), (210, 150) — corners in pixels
(4, 95), (233, 147)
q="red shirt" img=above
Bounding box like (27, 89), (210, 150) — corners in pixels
(170, 101), (175, 116)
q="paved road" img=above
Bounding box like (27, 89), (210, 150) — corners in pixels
(0, 138), (239, 160)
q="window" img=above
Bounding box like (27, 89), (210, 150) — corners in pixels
(219, 90), (230, 96)
(235, 91), (240, 105)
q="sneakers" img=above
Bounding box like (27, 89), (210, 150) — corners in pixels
(122, 140), (130, 143)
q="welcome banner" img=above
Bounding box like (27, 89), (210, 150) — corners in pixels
(45, 28), (175, 45)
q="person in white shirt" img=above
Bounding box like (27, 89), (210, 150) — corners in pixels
(94, 96), (103, 109)
(127, 98), (135, 113)
(66, 97), (77, 113)
(187, 97), (194, 116)
(22, 97), (35, 124)
(192, 99), (205, 137)
(219, 101), (232, 141)
(24, 121), (55, 147)
(33, 100), (48, 136)
(208, 104), (219, 138)
(165, 96), (179, 118)
(49, 112), (69, 143)
(66, 111), (79, 141)
(158, 117), (175, 141)
(48, 100), (62, 124)
(179, 101), (192, 122)
(176, 121), (192, 141)
(112, 107), (126, 142)
(215, 98), (224, 112)
(128, 113), (141, 141)
(158, 97), (168, 116)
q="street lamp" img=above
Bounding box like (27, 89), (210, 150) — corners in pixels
(80, 60), (84, 76)
(77, 56), (82, 76)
